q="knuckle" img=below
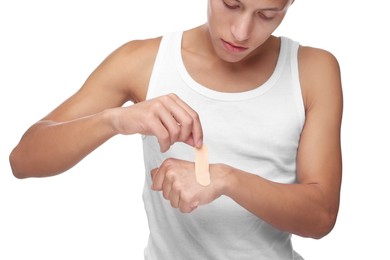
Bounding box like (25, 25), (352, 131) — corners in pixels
(170, 201), (178, 208)
(180, 193), (192, 204)
(181, 116), (193, 128)
(163, 158), (176, 167)
(171, 182), (182, 192)
(171, 125), (181, 139)
(191, 110), (200, 120)
(162, 191), (169, 200)
(168, 93), (178, 100)
(151, 100), (164, 111)
(165, 170), (176, 181)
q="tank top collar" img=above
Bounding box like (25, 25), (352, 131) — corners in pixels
(175, 31), (288, 101)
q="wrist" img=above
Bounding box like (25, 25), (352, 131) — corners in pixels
(210, 163), (235, 197)
(100, 108), (121, 136)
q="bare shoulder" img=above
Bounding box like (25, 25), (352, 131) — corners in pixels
(297, 46), (342, 112)
(99, 36), (163, 102)
(117, 37), (162, 65)
(298, 46), (340, 80)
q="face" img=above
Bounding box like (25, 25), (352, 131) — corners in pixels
(207, 0), (293, 63)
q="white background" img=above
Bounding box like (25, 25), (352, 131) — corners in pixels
(1, 0), (389, 259)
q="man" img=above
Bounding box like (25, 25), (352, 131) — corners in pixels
(10, 0), (343, 259)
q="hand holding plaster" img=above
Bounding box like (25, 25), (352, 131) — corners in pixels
(112, 93), (203, 152)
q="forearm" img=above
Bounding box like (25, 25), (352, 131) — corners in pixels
(9, 110), (117, 178)
(219, 165), (338, 239)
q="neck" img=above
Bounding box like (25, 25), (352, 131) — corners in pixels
(183, 25), (278, 71)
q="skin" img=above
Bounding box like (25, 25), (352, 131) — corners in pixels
(10, 0), (342, 239)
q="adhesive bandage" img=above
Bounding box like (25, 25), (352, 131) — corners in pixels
(195, 144), (211, 186)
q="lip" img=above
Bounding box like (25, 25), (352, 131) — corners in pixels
(221, 39), (248, 53)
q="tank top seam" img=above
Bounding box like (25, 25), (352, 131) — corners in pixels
(146, 34), (170, 101)
(174, 31), (288, 102)
(289, 41), (306, 128)
(143, 34), (172, 140)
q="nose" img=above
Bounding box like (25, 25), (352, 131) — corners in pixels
(231, 14), (253, 42)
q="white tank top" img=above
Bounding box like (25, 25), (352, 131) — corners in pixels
(142, 31), (305, 260)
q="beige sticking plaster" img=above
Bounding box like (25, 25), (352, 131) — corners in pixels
(195, 144), (211, 186)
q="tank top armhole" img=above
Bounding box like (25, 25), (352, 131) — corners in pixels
(290, 41), (306, 129)
(146, 32), (175, 101)
(143, 32), (176, 140)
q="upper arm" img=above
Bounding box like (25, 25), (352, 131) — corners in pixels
(296, 46), (343, 211)
(42, 37), (161, 122)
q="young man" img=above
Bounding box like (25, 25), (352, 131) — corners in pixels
(10, 0), (343, 259)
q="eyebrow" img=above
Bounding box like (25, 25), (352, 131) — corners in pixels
(234, 0), (289, 12)
(259, 7), (284, 12)
(259, 3), (290, 12)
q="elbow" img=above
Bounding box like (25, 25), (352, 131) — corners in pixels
(308, 208), (338, 239)
(9, 148), (29, 179)
(10, 147), (66, 179)
(11, 170), (27, 179)
(12, 173), (28, 180)
(9, 147), (43, 179)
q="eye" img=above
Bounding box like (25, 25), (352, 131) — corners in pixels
(223, 0), (239, 9)
(257, 11), (275, 20)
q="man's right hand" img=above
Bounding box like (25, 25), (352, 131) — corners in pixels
(111, 93), (203, 152)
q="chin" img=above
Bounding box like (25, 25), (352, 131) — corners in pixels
(219, 49), (249, 63)
(222, 56), (245, 64)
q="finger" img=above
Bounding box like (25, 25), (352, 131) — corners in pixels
(158, 95), (195, 145)
(179, 198), (199, 213)
(151, 167), (165, 191)
(157, 107), (182, 146)
(151, 168), (158, 181)
(169, 185), (180, 208)
(179, 202), (198, 214)
(169, 94), (203, 148)
(162, 175), (172, 200)
(170, 111), (193, 145)
(178, 192), (199, 213)
(148, 102), (179, 152)
(164, 99), (195, 144)
(189, 201), (199, 211)
(147, 97), (182, 152)
(148, 119), (171, 153)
